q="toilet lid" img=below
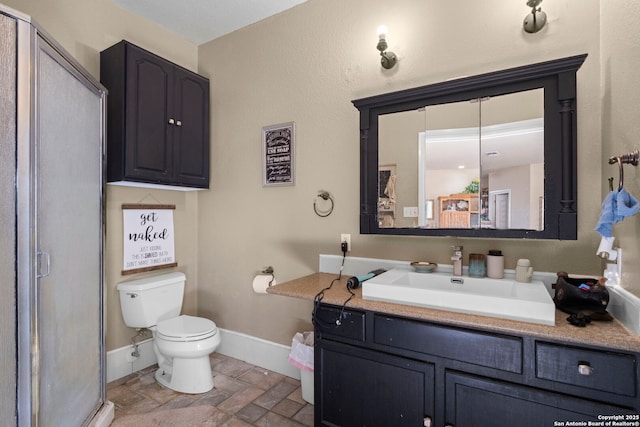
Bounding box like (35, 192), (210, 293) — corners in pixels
(156, 315), (217, 340)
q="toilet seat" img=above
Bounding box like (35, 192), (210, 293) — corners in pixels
(156, 315), (218, 342)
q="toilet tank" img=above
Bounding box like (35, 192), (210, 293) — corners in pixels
(117, 272), (185, 328)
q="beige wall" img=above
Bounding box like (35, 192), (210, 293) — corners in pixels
(197, 0), (607, 346)
(601, 1), (640, 295)
(4, 0), (639, 353)
(1, 0), (202, 350)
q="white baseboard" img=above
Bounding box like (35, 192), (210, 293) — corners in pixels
(107, 328), (300, 384)
(216, 329), (300, 379)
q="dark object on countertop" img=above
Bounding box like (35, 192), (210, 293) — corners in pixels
(346, 269), (386, 289)
(566, 313), (592, 327)
(553, 272), (613, 325)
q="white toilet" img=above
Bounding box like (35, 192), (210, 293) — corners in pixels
(117, 272), (220, 394)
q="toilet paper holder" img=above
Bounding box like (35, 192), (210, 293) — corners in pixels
(262, 266), (275, 286)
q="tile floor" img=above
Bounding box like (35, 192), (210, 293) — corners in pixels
(107, 353), (314, 426)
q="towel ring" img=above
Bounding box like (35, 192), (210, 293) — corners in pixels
(314, 190), (334, 217)
(608, 150), (639, 191)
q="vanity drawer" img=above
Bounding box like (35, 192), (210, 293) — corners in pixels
(374, 315), (523, 373)
(315, 304), (365, 342)
(536, 342), (637, 397)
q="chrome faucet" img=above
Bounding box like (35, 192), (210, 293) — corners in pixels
(452, 246), (463, 276)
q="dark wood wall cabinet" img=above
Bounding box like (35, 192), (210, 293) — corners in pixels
(314, 303), (639, 427)
(100, 40), (210, 189)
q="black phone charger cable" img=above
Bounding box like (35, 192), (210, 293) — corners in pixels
(312, 244), (348, 329)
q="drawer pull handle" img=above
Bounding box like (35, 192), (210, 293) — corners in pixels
(578, 363), (593, 376)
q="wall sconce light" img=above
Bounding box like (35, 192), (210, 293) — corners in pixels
(523, 0), (547, 33)
(376, 25), (397, 69)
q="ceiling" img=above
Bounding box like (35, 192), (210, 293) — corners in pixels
(422, 118), (544, 173)
(112, 0), (308, 45)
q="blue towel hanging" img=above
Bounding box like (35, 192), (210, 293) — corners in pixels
(617, 187), (640, 217)
(595, 188), (639, 238)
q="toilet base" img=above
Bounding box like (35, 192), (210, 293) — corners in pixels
(155, 356), (214, 394)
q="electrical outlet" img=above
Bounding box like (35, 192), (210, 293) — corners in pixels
(340, 233), (351, 252)
(403, 206), (418, 217)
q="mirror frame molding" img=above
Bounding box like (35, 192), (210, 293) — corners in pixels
(353, 54), (586, 240)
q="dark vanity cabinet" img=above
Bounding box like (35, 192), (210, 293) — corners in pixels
(315, 303), (639, 427)
(100, 41), (210, 188)
(315, 305), (434, 426)
(320, 342), (434, 426)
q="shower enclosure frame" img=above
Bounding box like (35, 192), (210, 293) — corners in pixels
(5, 4), (108, 426)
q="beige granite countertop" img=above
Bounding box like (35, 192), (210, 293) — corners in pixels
(267, 273), (640, 353)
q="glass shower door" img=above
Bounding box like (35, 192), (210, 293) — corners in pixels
(36, 36), (104, 426)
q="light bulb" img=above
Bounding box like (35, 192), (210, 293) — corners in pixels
(376, 25), (388, 40)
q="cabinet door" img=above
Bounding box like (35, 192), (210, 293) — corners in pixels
(441, 210), (469, 228)
(445, 372), (634, 427)
(125, 44), (173, 183)
(172, 68), (210, 187)
(317, 340), (434, 427)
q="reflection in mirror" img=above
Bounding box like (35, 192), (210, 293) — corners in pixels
(419, 99), (480, 230)
(480, 90), (544, 231)
(378, 89), (544, 231)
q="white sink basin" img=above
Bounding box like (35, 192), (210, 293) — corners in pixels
(362, 268), (555, 325)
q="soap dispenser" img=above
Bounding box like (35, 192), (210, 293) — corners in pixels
(452, 246), (463, 276)
(515, 259), (534, 283)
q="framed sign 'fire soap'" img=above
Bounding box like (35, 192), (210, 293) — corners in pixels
(262, 122), (295, 186)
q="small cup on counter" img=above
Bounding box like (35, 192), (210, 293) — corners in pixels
(468, 253), (486, 278)
(487, 250), (504, 279)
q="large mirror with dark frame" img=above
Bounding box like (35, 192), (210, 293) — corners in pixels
(353, 54), (586, 240)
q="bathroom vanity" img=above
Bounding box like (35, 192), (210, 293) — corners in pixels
(269, 273), (640, 427)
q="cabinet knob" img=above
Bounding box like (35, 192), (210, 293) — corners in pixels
(578, 363), (593, 376)
(168, 118), (175, 125)
(176, 120), (182, 127)
(423, 417), (432, 427)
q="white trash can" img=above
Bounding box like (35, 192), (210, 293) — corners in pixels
(288, 331), (314, 404)
(299, 369), (314, 404)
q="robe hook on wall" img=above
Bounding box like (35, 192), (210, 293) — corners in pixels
(608, 150), (639, 191)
